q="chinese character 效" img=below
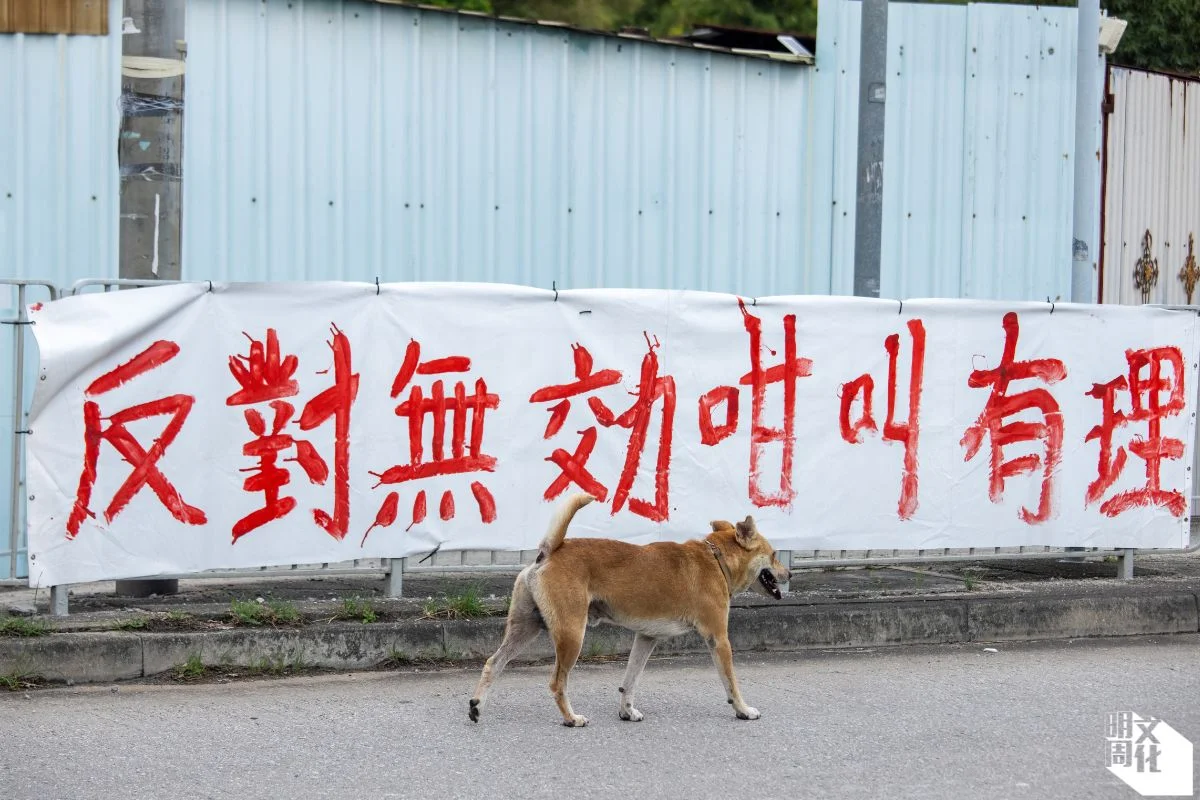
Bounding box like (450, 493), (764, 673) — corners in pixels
(961, 312), (1067, 524)
(67, 341), (207, 538)
(1086, 347), (1188, 517)
(531, 335), (676, 522)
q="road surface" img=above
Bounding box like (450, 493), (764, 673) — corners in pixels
(2, 635), (1197, 799)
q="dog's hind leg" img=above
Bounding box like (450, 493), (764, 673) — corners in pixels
(617, 633), (657, 721)
(469, 578), (541, 723)
(543, 600), (589, 727)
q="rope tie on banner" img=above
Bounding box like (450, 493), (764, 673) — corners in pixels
(418, 543), (442, 565)
(206, 281), (213, 293)
(375, 277), (380, 296)
(552, 280), (558, 302)
(897, 300), (904, 315)
(1048, 297), (1055, 315)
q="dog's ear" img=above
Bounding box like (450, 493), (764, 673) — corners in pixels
(734, 516), (758, 549)
(710, 520), (734, 532)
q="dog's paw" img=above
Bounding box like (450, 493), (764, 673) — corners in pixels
(735, 706), (760, 721)
(618, 707), (644, 722)
(563, 714), (589, 728)
(469, 698), (480, 723)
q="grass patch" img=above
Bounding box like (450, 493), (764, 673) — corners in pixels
(0, 671), (46, 691)
(173, 654), (207, 681)
(0, 617), (50, 637)
(228, 598), (301, 627)
(421, 587), (499, 620)
(336, 597), (378, 624)
(961, 575), (978, 591)
(115, 617), (149, 631)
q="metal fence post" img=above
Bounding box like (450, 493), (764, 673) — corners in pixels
(1120, 549), (1135, 580)
(777, 550), (793, 594)
(49, 585), (69, 616)
(7, 284), (27, 582)
(384, 558), (403, 597)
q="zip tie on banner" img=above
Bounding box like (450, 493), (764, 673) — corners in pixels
(206, 281), (213, 293)
(375, 276), (380, 296)
(898, 300), (904, 315)
(553, 280), (558, 302)
(418, 543), (442, 565)
(1048, 296), (1055, 314)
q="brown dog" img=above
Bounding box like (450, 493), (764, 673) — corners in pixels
(469, 492), (791, 726)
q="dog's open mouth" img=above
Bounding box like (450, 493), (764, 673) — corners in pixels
(758, 569), (782, 600)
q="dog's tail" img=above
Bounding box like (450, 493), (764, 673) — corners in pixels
(537, 492), (595, 560)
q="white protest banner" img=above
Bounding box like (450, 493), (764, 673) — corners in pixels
(23, 282), (1199, 586)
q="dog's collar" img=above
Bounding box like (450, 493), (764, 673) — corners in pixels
(706, 540), (735, 597)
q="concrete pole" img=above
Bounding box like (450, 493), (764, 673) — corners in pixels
(853, 0), (888, 299)
(114, 0), (186, 599)
(1071, 0), (1101, 304)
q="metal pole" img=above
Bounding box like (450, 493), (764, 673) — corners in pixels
(853, 0), (888, 298)
(7, 285), (26, 580)
(1071, 0), (1101, 303)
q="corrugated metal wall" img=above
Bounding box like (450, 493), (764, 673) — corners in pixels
(1101, 66), (1200, 306)
(183, 0), (1087, 300)
(183, 0), (818, 297)
(819, 0), (1085, 302)
(0, 4), (122, 579)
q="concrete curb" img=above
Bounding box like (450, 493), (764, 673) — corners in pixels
(2, 590), (1198, 684)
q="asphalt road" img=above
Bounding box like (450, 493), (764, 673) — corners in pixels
(2, 636), (1197, 800)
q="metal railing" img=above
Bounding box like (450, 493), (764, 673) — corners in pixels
(3, 280), (60, 583)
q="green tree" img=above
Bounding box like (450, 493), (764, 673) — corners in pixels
(1103, 0), (1200, 75)
(428, 0), (1200, 75)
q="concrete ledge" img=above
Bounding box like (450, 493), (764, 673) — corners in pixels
(4, 591), (1198, 685)
(966, 592), (1200, 641)
(0, 632), (143, 683)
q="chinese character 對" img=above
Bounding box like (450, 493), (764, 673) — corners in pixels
(530, 334), (676, 522)
(363, 339), (500, 544)
(699, 299), (813, 508)
(225, 326), (359, 542)
(1085, 347), (1188, 517)
(839, 320), (926, 519)
(67, 340), (207, 538)
(961, 312), (1067, 524)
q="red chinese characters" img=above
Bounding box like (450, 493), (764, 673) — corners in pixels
(67, 341), (207, 538)
(699, 299), (813, 508)
(530, 335), (676, 522)
(364, 340), (500, 543)
(838, 320), (926, 519)
(961, 312), (1067, 524)
(1085, 347), (1188, 517)
(226, 326), (359, 542)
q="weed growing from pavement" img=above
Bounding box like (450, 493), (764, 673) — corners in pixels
(0, 617), (49, 637)
(174, 654), (207, 681)
(421, 587), (501, 620)
(115, 617), (148, 631)
(229, 598), (301, 627)
(0, 671), (45, 691)
(962, 575), (977, 591)
(337, 597), (378, 624)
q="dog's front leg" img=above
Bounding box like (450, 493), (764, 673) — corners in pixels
(707, 634), (759, 720)
(617, 633), (657, 721)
